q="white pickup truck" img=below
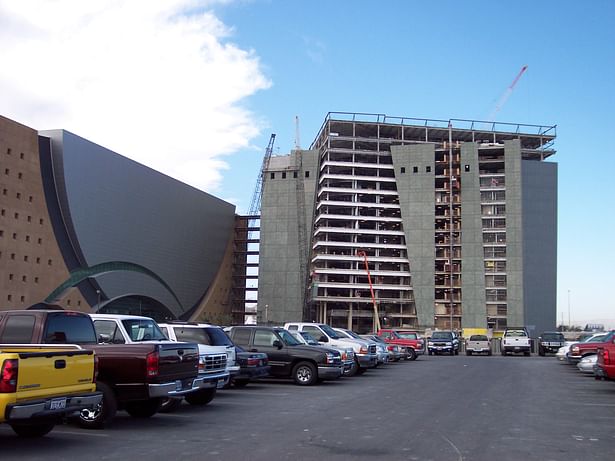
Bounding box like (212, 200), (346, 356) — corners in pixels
(501, 327), (531, 356)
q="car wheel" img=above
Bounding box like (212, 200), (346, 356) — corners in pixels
(454, 349), (459, 355)
(78, 381), (117, 429)
(538, 347), (545, 357)
(158, 398), (182, 413)
(449, 349), (454, 356)
(488, 350), (492, 356)
(524, 351), (531, 357)
(125, 399), (162, 418)
(293, 361), (317, 385)
(185, 388), (217, 405)
(428, 350), (433, 356)
(466, 350), (472, 356)
(233, 379), (250, 388)
(10, 422), (55, 437)
(407, 348), (417, 361)
(344, 360), (359, 377)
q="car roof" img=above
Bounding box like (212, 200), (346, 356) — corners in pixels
(89, 313), (154, 321)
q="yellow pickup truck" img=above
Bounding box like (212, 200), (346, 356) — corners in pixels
(0, 344), (101, 437)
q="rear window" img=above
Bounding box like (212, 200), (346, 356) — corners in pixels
(44, 313), (97, 344)
(470, 335), (488, 341)
(172, 326), (233, 346)
(1, 315), (36, 343)
(541, 333), (564, 341)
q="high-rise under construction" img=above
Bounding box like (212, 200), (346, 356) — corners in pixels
(258, 112), (557, 336)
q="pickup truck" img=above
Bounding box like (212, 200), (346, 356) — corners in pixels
(376, 329), (424, 360)
(427, 331), (460, 355)
(595, 335), (615, 381)
(537, 331), (566, 356)
(288, 330), (356, 376)
(568, 330), (614, 364)
(0, 343), (101, 437)
(228, 326), (344, 385)
(465, 335), (492, 356)
(0, 310), (203, 429)
(501, 327), (531, 356)
(284, 322), (378, 374)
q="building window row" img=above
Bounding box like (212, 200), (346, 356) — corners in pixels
(5, 148), (25, 159)
(1, 251), (51, 265)
(270, 171), (308, 179)
(0, 228), (43, 244)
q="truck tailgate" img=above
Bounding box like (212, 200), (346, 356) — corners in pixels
(156, 343), (199, 381)
(8, 349), (95, 401)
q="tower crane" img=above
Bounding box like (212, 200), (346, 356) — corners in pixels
(488, 65), (528, 121)
(247, 133), (276, 216)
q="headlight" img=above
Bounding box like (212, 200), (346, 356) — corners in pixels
(359, 346), (368, 354)
(428, 341), (434, 346)
(446, 342), (452, 346)
(325, 352), (337, 363)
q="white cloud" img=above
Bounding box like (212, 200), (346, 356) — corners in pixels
(0, 0), (271, 193)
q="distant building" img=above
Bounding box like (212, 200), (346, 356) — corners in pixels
(258, 112), (557, 335)
(0, 115), (251, 323)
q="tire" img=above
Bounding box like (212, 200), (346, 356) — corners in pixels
(125, 399), (162, 418)
(524, 351), (531, 357)
(158, 398), (182, 413)
(501, 349), (506, 356)
(185, 388), (217, 405)
(488, 350), (492, 356)
(538, 347), (545, 357)
(449, 349), (454, 356)
(407, 348), (418, 361)
(428, 350), (433, 356)
(466, 350), (472, 356)
(233, 379), (249, 388)
(454, 349), (459, 355)
(78, 381), (117, 429)
(292, 361), (317, 386)
(10, 422), (55, 437)
(344, 360), (359, 377)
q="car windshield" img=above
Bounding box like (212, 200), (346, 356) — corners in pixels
(320, 324), (342, 339)
(506, 330), (527, 337)
(469, 335), (488, 341)
(335, 329), (351, 338)
(396, 331), (418, 340)
(172, 326), (233, 346)
(278, 329), (301, 346)
(432, 332), (452, 340)
(541, 333), (564, 341)
(344, 330), (362, 339)
(122, 319), (168, 342)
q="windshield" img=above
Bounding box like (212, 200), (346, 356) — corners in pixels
(505, 330), (528, 337)
(335, 329), (351, 338)
(541, 333), (564, 341)
(469, 335), (488, 341)
(320, 324), (342, 339)
(431, 332), (453, 340)
(277, 329), (301, 346)
(396, 331), (418, 340)
(121, 319), (168, 342)
(345, 330), (362, 339)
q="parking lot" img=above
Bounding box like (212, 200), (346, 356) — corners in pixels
(2, 355), (614, 461)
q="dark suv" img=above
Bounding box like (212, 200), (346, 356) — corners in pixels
(427, 331), (460, 355)
(227, 326), (344, 385)
(538, 331), (566, 356)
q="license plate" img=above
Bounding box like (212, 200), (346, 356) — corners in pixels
(50, 398), (67, 410)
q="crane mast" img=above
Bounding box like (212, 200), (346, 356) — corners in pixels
(248, 133), (276, 216)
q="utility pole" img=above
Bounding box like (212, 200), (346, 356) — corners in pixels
(568, 289), (571, 329)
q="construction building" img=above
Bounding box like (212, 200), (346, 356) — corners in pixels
(258, 112), (557, 336)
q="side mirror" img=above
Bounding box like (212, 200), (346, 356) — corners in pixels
(272, 339), (283, 349)
(98, 333), (111, 344)
(319, 335), (328, 343)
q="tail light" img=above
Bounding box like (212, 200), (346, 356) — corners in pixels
(146, 351), (159, 377)
(571, 346), (579, 355)
(0, 359), (18, 393)
(246, 357), (261, 367)
(604, 348), (610, 365)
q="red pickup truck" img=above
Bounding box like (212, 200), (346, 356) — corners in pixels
(595, 335), (615, 381)
(568, 331), (614, 364)
(376, 329), (424, 360)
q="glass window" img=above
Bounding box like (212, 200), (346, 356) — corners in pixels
(121, 319), (167, 342)
(44, 313), (98, 344)
(0, 315), (36, 343)
(253, 329), (277, 347)
(231, 328), (251, 346)
(93, 320), (125, 344)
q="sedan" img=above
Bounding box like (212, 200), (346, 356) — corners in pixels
(576, 354), (598, 375)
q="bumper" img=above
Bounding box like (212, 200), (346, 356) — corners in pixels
(317, 365), (344, 380)
(503, 346), (530, 353)
(357, 354), (378, 368)
(228, 365), (241, 377)
(6, 392), (102, 421)
(429, 346), (453, 352)
(235, 365), (271, 381)
(540, 344), (563, 353)
(149, 370), (230, 398)
(467, 348), (490, 353)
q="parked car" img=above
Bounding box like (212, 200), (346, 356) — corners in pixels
(0, 343), (101, 437)
(595, 336), (615, 381)
(465, 335), (492, 356)
(362, 335), (403, 362)
(576, 354), (598, 374)
(537, 331), (566, 356)
(284, 322), (377, 374)
(427, 331), (460, 355)
(501, 327), (531, 356)
(334, 328), (388, 365)
(289, 330), (356, 376)
(228, 326), (344, 385)
(232, 345), (270, 387)
(568, 331), (615, 364)
(376, 329), (424, 360)
(556, 333), (605, 362)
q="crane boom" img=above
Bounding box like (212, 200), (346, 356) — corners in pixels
(247, 134), (276, 216)
(488, 65), (528, 121)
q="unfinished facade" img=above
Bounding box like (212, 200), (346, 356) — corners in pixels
(258, 112), (557, 336)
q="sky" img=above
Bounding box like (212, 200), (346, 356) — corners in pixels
(1, 0), (614, 327)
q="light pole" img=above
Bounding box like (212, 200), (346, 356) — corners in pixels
(567, 290), (571, 329)
(265, 304), (269, 324)
(96, 289), (101, 312)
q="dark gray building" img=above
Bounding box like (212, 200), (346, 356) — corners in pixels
(258, 112), (557, 336)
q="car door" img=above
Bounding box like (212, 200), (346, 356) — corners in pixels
(250, 329), (290, 377)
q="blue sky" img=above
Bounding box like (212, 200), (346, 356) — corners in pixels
(215, 0), (615, 327)
(1, 0), (613, 327)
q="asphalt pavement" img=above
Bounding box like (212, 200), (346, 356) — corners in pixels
(2, 354), (614, 461)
